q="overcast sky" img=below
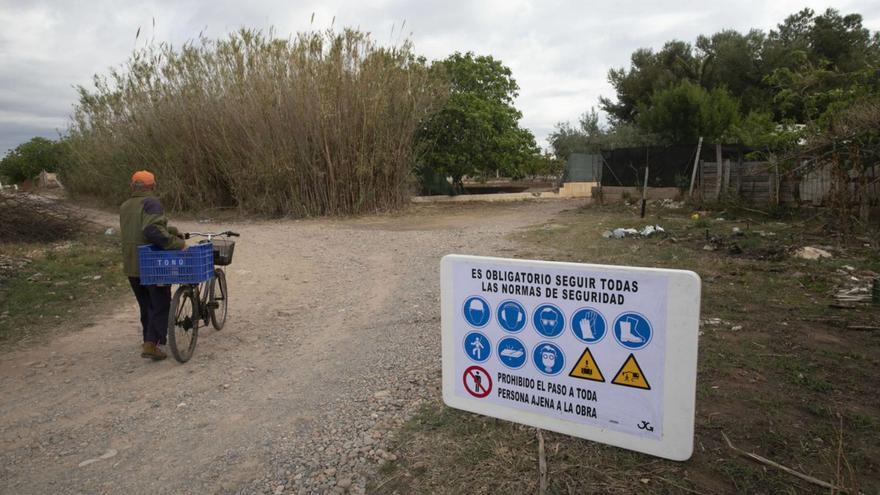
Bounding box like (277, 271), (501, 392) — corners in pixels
(1, 0), (878, 155)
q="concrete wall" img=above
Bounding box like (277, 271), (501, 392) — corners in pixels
(595, 186), (680, 203)
(411, 181), (597, 203)
(559, 181), (598, 198)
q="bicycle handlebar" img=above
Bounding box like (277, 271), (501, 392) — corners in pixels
(184, 230), (240, 240)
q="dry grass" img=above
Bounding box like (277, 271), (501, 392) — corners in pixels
(370, 204), (880, 494)
(0, 193), (86, 243)
(64, 28), (447, 216)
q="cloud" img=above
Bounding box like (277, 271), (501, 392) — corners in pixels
(0, 0), (877, 155)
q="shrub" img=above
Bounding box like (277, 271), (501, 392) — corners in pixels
(0, 137), (67, 183)
(64, 28), (447, 216)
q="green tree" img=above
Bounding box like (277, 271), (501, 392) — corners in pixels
(600, 7), (880, 128)
(549, 108), (657, 158)
(637, 81), (740, 144)
(521, 152), (564, 179)
(696, 29), (769, 113)
(548, 108), (604, 159)
(0, 137), (66, 183)
(599, 40), (701, 124)
(418, 52), (538, 190)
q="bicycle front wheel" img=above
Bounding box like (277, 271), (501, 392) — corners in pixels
(168, 285), (199, 363)
(210, 268), (228, 330)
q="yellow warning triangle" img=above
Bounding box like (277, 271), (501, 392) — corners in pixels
(611, 354), (651, 390)
(568, 347), (605, 382)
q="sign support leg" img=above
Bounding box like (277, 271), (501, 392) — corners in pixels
(537, 428), (547, 495)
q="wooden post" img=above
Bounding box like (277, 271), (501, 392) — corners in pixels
(715, 143), (723, 200)
(640, 166), (649, 218)
(773, 159), (780, 206)
(723, 158), (731, 196)
(736, 151), (743, 197)
(688, 137), (703, 198)
(537, 428), (547, 495)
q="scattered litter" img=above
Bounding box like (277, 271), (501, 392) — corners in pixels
(657, 199), (684, 209)
(731, 325), (743, 331)
(691, 213), (700, 220)
(715, 217), (725, 221)
(639, 225), (665, 237)
(104, 228), (115, 236)
(794, 246), (832, 260)
(606, 226), (665, 239)
(612, 228), (638, 238)
(702, 244), (715, 251)
(731, 227), (743, 236)
(842, 265), (855, 271)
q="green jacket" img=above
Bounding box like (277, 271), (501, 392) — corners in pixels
(119, 191), (185, 278)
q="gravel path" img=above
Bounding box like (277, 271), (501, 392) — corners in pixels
(0, 201), (571, 494)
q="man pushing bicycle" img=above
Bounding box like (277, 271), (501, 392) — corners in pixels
(120, 170), (185, 361)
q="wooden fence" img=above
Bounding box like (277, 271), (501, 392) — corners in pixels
(699, 160), (795, 203)
(699, 160), (879, 206)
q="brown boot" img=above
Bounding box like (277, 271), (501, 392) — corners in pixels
(141, 342), (167, 360)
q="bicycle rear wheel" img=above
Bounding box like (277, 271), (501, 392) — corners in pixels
(210, 268), (228, 330)
(168, 285), (199, 363)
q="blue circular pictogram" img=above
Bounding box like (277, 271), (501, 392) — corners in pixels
(497, 337), (527, 369)
(463, 331), (491, 363)
(570, 307), (607, 344)
(532, 341), (566, 376)
(612, 312), (653, 350)
(532, 304), (565, 338)
(462, 296), (491, 328)
(496, 300), (527, 333)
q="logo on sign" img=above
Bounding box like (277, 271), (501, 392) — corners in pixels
(463, 296), (491, 328)
(532, 341), (565, 376)
(571, 308), (606, 344)
(532, 304), (564, 338)
(463, 331), (491, 363)
(463, 365), (492, 398)
(613, 312), (652, 350)
(496, 300), (526, 332)
(612, 354), (651, 390)
(569, 347), (605, 382)
(497, 336), (527, 369)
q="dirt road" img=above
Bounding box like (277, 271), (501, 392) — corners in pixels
(0, 201), (571, 494)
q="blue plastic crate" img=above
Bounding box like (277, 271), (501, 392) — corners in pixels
(138, 242), (214, 285)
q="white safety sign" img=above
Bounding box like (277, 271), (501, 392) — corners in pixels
(441, 255), (700, 461)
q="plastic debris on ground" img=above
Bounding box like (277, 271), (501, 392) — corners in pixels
(794, 246), (833, 260)
(603, 225), (665, 239)
(657, 199), (685, 209)
(639, 225), (665, 236)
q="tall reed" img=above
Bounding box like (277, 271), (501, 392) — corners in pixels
(64, 28), (446, 215)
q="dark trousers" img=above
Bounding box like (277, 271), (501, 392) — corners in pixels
(128, 277), (171, 345)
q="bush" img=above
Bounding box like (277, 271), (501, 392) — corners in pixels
(64, 28), (447, 216)
(0, 137), (66, 183)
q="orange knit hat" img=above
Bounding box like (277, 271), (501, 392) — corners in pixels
(131, 170), (156, 187)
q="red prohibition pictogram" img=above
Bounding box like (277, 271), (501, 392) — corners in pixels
(463, 365), (492, 398)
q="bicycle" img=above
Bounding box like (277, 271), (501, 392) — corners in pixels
(167, 230), (239, 362)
